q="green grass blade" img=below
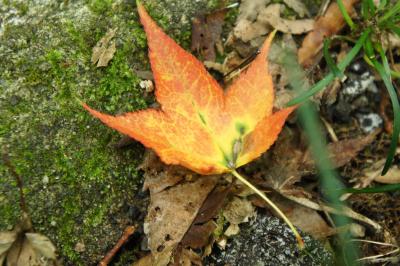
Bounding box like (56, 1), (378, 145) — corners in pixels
(378, 0), (387, 10)
(341, 183), (400, 194)
(387, 24), (400, 37)
(287, 29), (371, 106)
(371, 53), (400, 175)
(337, 0), (356, 30)
(378, 1), (400, 24)
(361, 0), (375, 19)
(323, 39), (344, 78)
(282, 50), (359, 265)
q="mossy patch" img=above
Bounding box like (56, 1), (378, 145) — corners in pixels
(0, 0), (227, 264)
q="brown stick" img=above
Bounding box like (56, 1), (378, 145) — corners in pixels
(98, 225), (136, 266)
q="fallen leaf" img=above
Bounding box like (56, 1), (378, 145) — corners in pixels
(0, 231), (17, 255)
(223, 197), (255, 224)
(258, 4), (314, 34)
(181, 220), (216, 249)
(298, 0), (359, 67)
(0, 231), (17, 265)
(144, 175), (219, 265)
(141, 151), (187, 194)
(224, 224), (240, 237)
(193, 185), (231, 224)
(283, 0), (310, 18)
(84, 3), (295, 175)
(361, 159), (400, 184)
(0, 213), (58, 266)
(26, 233), (57, 260)
(180, 185), (230, 250)
(284, 194), (382, 231)
(91, 28), (117, 67)
(171, 248), (202, 266)
(191, 9), (227, 61)
(301, 132), (378, 172)
(256, 129), (377, 197)
(1, 232), (58, 266)
(270, 196), (335, 239)
(232, 0), (271, 42)
(133, 254), (153, 266)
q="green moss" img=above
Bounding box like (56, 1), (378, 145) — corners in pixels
(87, 0), (113, 14)
(0, 0), (221, 264)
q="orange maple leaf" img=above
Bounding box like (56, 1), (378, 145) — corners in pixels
(83, 3), (295, 175)
(83, 3), (304, 248)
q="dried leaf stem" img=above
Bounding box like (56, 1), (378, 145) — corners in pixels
(231, 169), (304, 249)
(2, 153), (28, 214)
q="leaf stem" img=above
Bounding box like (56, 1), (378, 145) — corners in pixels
(231, 169), (305, 249)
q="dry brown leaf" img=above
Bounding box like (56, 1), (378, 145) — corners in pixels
(298, 0), (359, 67)
(91, 28), (117, 67)
(191, 9), (227, 61)
(2, 233), (57, 266)
(283, 0), (310, 18)
(0, 232), (17, 265)
(0, 232), (17, 255)
(171, 248), (202, 266)
(179, 185), (230, 251)
(223, 197), (255, 224)
(193, 185), (231, 224)
(284, 194), (382, 231)
(258, 4), (314, 34)
(361, 159), (400, 184)
(144, 175), (219, 265)
(25, 233), (57, 260)
(233, 0), (271, 42)
(181, 221), (216, 249)
(259, 129), (377, 197)
(270, 196), (335, 239)
(301, 132), (378, 172)
(0, 213), (58, 266)
(141, 151), (187, 194)
(133, 254), (153, 266)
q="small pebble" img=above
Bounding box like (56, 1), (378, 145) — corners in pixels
(358, 113), (383, 133)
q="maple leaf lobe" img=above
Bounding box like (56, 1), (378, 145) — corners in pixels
(83, 3), (294, 174)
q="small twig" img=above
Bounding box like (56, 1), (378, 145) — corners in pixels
(321, 116), (339, 142)
(282, 194), (382, 231)
(2, 152), (28, 214)
(98, 225), (136, 266)
(222, 50), (259, 83)
(358, 247), (400, 262)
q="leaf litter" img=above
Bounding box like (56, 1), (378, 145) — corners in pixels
(1, 154), (59, 266)
(82, 0), (400, 264)
(91, 28), (117, 67)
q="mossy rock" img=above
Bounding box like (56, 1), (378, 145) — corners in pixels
(0, 0), (222, 264)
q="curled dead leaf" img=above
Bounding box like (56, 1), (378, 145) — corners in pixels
(191, 9), (227, 61)
(91, 28), (117, 67)
(283, 0), (310, 18)
(25, 233), (57, 260)
(222, 196), (255, 237)
(298, 0), (359, 67)
(258, 4), (314, 34)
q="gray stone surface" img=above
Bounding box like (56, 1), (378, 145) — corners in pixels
(206, 214), (334, 266)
